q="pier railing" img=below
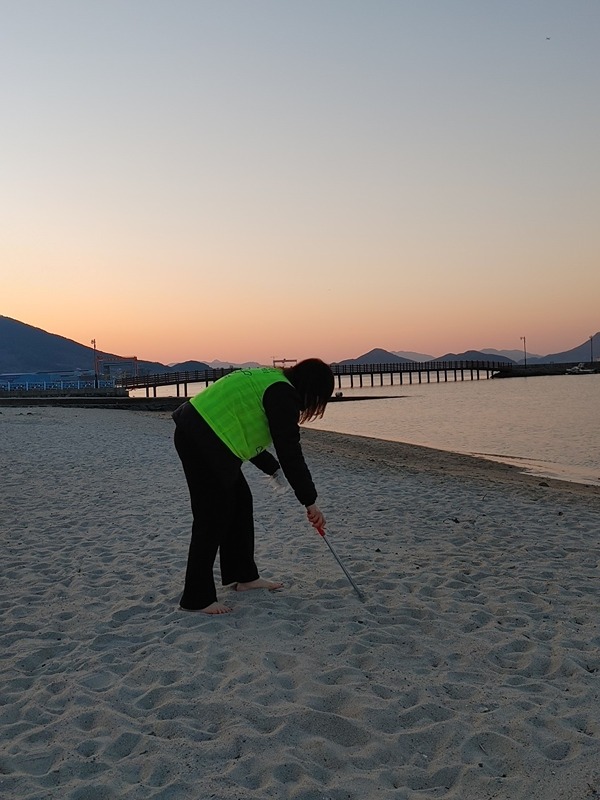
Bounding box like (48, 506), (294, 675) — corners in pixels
(116, 367), (237, 392)
(115, 361), (510, 396)
(329, 361), (507, 388)
(0, 379), (116, 392)
(331, 360), (504, 375)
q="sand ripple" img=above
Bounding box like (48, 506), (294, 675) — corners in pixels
(1, 409), (599, 799)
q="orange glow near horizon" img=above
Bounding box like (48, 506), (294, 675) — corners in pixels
(2, 3), (599, 366)
(3, 296), (597, 366)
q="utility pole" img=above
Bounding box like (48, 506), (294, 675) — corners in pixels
(520, 336), (527, 368)
(91, 339), (98, 388)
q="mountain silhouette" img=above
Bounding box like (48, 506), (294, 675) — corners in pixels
(168, 359), (216, 372)
(339, 347), (513, 365)
(525, 334), (598, 365)
(337, 348), (413, 365)
(2, 316), (598, 374)
(1, 316), (104, 373)
(337, 338), (598, 366)
(0, 316), (208, 375)
(434, 349), (515, 364)
(481, 347), (541, 362)
(392, 350), (435, 361)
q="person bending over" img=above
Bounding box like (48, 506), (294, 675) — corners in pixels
(172, 358), (334, 614)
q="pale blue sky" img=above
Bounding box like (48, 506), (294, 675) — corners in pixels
(2, 1), (599, 363)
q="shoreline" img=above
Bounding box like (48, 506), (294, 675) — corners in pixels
(2, 396), (597, 492)
(301, 427), (600, 502)
(2, 395), (597, 493)
(306, 423), (600, 491)
(6, 382), (596, 490)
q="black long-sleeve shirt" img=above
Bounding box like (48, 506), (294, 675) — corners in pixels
(260, 381), (317, 505)
(172, 381), (317, 506)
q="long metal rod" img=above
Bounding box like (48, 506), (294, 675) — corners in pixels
(317, 527), (365, 601)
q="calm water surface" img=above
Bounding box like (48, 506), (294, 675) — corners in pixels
(306, 374), (600, 487)
(135, 374), (599, 486)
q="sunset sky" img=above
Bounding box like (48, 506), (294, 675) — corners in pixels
(2, 1), (599, 365)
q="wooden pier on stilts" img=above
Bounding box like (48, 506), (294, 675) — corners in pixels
(116, 361), (508, 398)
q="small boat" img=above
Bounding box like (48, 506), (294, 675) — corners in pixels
(566, 363), (595, 374)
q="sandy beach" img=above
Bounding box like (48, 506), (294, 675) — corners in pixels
(1, 406), (599, 800)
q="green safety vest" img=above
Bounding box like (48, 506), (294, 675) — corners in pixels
(190, 368), (292, 460)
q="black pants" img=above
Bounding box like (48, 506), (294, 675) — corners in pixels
(174, 423), (260, 610)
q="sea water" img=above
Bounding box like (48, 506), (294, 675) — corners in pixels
(134, 373), (600, 486)
(307, 373), (600, 487)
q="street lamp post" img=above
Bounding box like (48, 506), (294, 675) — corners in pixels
(520, 336), (527, 368)
(91, 338), (98, 388)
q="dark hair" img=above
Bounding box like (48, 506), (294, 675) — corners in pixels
(284, 358), (334, 423)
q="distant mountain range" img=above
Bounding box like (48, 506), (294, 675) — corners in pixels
(480, 347), (542, 362)
(338, 347), (516, 365)
(388, 348), (544, 362)
(336, 336), (598, 366)
(1, 315), (598, 374)
(0, 316), (210, 376)
(204, 359), (263, 370)
(341, 347), (516, 365)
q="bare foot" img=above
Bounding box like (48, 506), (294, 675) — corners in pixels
(235, 578), (284, 593)
(181, 601), (233, 615)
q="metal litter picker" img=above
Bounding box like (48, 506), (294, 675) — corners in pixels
(316, 526), (365, 601)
